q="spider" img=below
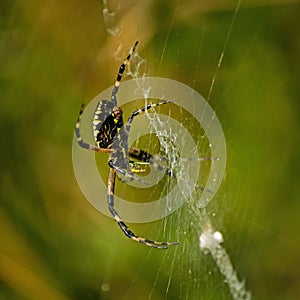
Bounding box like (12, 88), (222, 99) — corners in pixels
(75, 41), (178, 249)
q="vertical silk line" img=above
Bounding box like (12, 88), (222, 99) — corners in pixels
(207, 0), (242, 101)
(157, 0), (181, 76)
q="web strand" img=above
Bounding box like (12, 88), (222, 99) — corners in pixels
(207, 0), (242, 101)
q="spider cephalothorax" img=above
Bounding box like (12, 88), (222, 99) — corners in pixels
(112, 106), (122, 119)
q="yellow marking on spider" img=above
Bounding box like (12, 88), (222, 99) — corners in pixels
(114, 216), (122, 222)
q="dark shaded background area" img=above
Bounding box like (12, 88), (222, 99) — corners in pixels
(1, 0), (300, 299)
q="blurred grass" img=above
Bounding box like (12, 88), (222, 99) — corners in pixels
(1, 0), (300, 299)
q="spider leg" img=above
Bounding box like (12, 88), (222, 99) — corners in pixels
(128, 147), (166, 166)
(75, 103), (115, 153)
(111, 41), (139, 106)
(126, 100), (174, 128)
(107, 168), (178, 249)
(180, 157), (219, 162)
(108, 159), (148, 185)
(129, 147), (152, 163)
(124, 101), (175, 174)
(124, 100), (174, 169)
(129, 147), (163, 173)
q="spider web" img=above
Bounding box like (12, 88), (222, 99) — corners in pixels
(99, 1), (251, 299)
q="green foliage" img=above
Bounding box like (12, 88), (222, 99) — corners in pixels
(1, 1), (300, 299)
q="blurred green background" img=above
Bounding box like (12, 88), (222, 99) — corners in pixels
(1, 0), (300, 299)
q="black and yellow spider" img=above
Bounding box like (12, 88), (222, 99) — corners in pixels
(75, 41), (178, 249)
